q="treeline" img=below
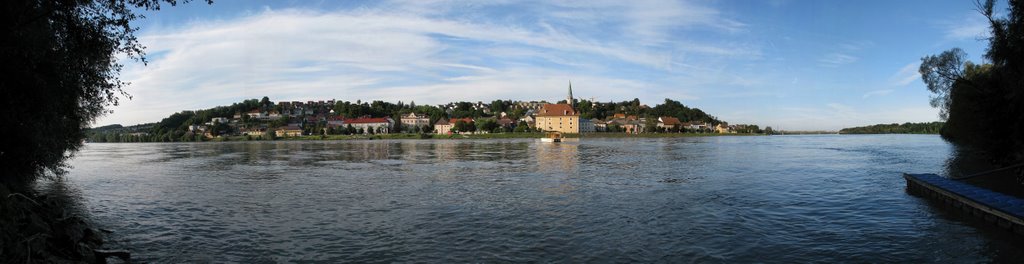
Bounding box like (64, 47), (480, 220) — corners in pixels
(571, 98), (722, 125)
(87, 96), (726, 142)
(838, 122), (944, 134)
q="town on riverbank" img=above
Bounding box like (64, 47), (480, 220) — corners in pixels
(88, 85), (775, 142)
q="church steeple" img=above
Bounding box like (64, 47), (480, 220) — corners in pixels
(567, 81), (574, 107)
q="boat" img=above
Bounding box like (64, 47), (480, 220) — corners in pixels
(540, 132), (562, 142)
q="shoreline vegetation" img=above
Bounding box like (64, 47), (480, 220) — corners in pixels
(838, 122), (944, 134)
(88, 131), (767, 143)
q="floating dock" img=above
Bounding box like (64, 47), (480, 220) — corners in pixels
(904, 173), (1024, 235)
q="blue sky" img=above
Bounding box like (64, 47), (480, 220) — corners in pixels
(100, 0), (993, 130)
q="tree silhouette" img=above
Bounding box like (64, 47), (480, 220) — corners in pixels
(0, 0), (209, 190)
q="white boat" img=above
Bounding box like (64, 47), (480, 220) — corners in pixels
(541, 132), (562, 142)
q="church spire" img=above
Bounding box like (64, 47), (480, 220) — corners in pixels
(567, 81), (574, 107)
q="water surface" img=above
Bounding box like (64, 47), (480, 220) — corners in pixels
(68, 135), (1024, 262)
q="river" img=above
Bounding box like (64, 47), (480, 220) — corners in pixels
(66, 135), (1023, 262)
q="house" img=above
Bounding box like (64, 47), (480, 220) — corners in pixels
(241, 128), (265, 137)
(188, 125), (207, 132)
(658, 116), (682, 130)
(345, 117), (394, 134)
(327, 116), (345, 126)
(592, 119), (607, 132)
(246, 109), (264, 119)
(497, 117), (515, 129)
(685, 121), (709, 131)
(519, 115), (535, 124)
(715, 123), (732, 133)
(622, 119), (644, 134)
(434, 119), (453, 134)
(400, 113), (431, 131)
(276, 125), (303, 137)
(207, 117), (230, 126)
(535, 103), (579, 133)
(579, 118), (595, 133)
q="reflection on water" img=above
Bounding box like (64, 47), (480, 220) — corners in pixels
(945, 145), (1024, 197)
(66, 136), (1024, 262)
(536, 141), (579, 195)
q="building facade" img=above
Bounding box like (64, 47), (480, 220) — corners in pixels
(400, 113), (431, 131)
(345, 117), (394, 134)
(535, 103), (579, 133)
(434, 119), (453, 134)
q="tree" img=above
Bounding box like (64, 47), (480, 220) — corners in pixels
(920, 0), (1024, 167)
(265, 127), (278, 140)
(454, 120), (470, 133)
(514, 121), (531, 133)
(210, 121), (229, 137)
(0, 0), (210, 189)
(644, 117), (659, 133)
(919, 48), (968, 120)
(260, 96), (272, 110)
(477, 119), (499, 133)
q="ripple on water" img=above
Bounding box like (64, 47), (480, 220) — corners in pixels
(66, 136), (1024, 262)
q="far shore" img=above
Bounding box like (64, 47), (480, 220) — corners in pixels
(90, 132), (770, 143)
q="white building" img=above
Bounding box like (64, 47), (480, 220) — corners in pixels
(400, 113), (431, 131)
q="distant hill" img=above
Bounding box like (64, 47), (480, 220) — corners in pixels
(839, 122), (944, 134)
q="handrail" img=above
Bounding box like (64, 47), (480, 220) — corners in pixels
(953, 161), (1024, 180)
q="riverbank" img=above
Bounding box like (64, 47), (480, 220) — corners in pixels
(201, 132), (766, 142)
(0, 182), (111, 263)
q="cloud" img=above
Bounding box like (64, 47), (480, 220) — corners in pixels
(890, 62), (920, 86)
(944, 13), (990, 40)
(818, 53), (858, 67)
(101, 3), (747, 126)
(862, 89), (893, 99)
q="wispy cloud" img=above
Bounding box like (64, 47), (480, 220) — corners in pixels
(818, 53), (858, 67)
(862, 89), (893, 99)
(944, 13), (990, 40)
(104, 2), (747, 126)
(890, 61), (920, 86)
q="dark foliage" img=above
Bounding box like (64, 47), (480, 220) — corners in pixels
(920, 0), (1024, 164)
(0, 0), (208, 190)
(838, 122), (945, 134)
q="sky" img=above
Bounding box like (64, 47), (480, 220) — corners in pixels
(98, 0), (995, 131)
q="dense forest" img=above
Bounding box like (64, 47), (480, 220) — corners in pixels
(838, 122), (944, 134)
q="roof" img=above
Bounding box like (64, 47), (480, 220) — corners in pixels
(345, 117), (391, 124)
(660, 116), (682, 125)
(434, 119), (450, 126)
(279, 125), (302, 131)
(403, 112), (427, 118)
(450, 117), (474, 124)
(537, 104), (577, 116)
